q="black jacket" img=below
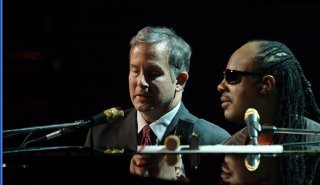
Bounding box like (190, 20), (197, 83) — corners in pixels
(85, 102), (231, 184)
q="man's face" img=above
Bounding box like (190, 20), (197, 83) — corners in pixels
(129, 43), (177, 114)
(217, 43), (262, 124)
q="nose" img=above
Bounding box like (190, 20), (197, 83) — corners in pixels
(138, 74), (149, 87)
(217, 79), (227, 93)
(224, 154), (231, 163)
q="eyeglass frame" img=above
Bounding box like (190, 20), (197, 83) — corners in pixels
(223, 69), (263, 85)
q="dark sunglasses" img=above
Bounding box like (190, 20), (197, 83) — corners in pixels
(223, 69), (262, 85)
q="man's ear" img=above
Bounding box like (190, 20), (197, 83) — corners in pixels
(176, 72), (189, 92)
(259, 75), (276, 94)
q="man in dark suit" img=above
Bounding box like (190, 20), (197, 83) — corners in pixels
(85, 26), (230, 183)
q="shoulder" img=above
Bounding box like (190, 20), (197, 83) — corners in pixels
(190, 118), (231, 144)
(304, 116), (320, 129)
(303, 117), (320, 142)
(223, 127), (248, 145)
(123, 108), (136, 118)
(194, 119), (230, 136)
(178, 103), (231, 144)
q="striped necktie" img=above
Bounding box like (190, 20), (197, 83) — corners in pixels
(141, 125), (152, 145)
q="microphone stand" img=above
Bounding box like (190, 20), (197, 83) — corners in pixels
(261, 126), (320, 153)
(4, 120), (88, 151)
(3, 120), (86, 138)
(262, 126), (320, 135)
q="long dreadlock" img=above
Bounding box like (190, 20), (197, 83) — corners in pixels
(249, 40), (320, 185)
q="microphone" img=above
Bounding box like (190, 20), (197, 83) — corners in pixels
(244, 108), (261, 171)
(244, 108), (261, 145)
(22, 107), (124, 146)
(88, 107), (124, 127)
(164, 135), (181, 166)
(244, 153), (261, 171)
(44, 107), (124, 140)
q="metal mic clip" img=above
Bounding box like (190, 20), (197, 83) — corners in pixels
(190, 132), (200, 169)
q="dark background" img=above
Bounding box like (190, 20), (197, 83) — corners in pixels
(3, 1), (320, 147)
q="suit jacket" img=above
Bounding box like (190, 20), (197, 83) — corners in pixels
(85, 102), (230, 150)
(85, 102), (230, 184)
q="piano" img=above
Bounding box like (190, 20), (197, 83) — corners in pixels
(3, 144), (320, 185)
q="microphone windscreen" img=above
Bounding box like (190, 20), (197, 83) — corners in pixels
(93, 107), (124, 125)
(164, 135), (180, 150)
(164, 135), (181, 166)
(244, 108), (260, 123)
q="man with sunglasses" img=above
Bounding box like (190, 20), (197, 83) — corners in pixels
(217, 40), (320, 185)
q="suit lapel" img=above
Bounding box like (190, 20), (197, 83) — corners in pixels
(115, 109), (138, 151)
(113, 104), (196, 149)
(161, 103), (195, 145)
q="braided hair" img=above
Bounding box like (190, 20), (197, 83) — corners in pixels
(249, 40), (320, 185)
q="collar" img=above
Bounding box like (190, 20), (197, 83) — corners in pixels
(137, 102), (181, 142)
